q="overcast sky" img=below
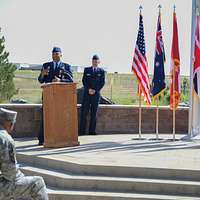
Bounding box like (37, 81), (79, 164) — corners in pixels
(0, 0), (192, 75)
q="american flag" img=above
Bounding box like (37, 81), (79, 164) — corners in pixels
(132, 11), (151, 105)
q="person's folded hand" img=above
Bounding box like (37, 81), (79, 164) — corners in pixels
(89, 89), (95, 95)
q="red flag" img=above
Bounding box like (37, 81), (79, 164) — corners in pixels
(193, 14), (200, 100)
(132, 11), (151, 105)
(170, 10), (181, 110)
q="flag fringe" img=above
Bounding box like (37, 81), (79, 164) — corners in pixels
(152, 88), (166, 100)
(132, 69), (151, 106)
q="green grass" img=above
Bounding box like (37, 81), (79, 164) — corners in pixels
(13, 70), (139, 104)
(13, 71), (42, 103)
(11, 70), (190, 105)
(15, 70), (40, 77)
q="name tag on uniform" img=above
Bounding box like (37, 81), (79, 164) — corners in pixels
(86, 73), (91, 76)
(97, 74), (101, 77)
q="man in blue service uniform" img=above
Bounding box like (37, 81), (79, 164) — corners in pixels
(38, 47), (73, 84)
(79, 55), (105, 135)
(38, 47), (73, 145)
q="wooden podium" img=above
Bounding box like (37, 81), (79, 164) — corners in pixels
(41, 82), (79, 148)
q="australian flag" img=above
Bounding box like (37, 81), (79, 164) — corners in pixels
(151, 11), (166, 98)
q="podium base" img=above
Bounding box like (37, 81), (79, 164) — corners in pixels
(44, 141), (80, 148)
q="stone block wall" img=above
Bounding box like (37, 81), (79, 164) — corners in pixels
(0, 104), (188, 138)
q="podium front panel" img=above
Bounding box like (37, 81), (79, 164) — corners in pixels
(42, 83), (79, 148)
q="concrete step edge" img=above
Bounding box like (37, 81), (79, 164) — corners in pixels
(21, 165), (200, 196)
(17, 153), (200, 181)
(20, 165), (200, 185)
(47, 188), (200, 200)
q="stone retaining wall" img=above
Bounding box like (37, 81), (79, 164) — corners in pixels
(0, 104), (188, 138)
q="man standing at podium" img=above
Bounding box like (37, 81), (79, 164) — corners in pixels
(38, 47), (73, 84)
(37, 47), (73, 145)
(79, 55), (105, 135)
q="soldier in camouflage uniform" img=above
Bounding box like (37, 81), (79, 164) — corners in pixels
(0, 108), (48, 200)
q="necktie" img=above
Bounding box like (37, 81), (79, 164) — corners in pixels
(55, 62), (58, 70)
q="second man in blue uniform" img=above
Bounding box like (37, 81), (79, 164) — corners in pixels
(79, 55), (105, 135)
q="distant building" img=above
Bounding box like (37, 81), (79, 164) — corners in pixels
(15, 63), (30, 70)
(15, 63), (107, 73)
(15, 63), (79, 72)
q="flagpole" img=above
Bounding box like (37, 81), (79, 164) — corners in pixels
(139, 85), (142, 139)
(156, 97), (159, 139)
(172, 5), (176, 141)
(189, 0), (195, 136)
(172, 68), (176, 141)
(189, 2), (199, 137)
(155, 4), (162, 140)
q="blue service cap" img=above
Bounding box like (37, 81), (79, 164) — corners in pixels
(92, 55), (100, 60)
(52, 47), (62, 53)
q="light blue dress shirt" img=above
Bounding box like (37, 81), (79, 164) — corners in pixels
(53, 61), (61, 70)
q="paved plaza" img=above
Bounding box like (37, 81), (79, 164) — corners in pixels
(15, 134), (200, 170)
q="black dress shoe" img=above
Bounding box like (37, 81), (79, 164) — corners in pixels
(38, 141), (44, 146)
(79, 132), (86, 136)
(89, 132), (97, 135)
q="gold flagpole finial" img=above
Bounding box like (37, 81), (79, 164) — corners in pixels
(196, 5), (199, 16)
(158, 4), (162, 15)
(139, 5), (143, 14)
(173, 5), (176, 12)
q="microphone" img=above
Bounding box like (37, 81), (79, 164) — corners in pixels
(59, 69), (64, 79)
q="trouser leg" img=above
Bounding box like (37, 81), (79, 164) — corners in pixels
(38, 107), (44, 145)
(79, 95), (90, 135)
(89, 94), (100, 134)
(0, 177), (14, 200)
(0, 176), (48, 200)
(15, 176), (49, 200)
(29, 177), (48, 200)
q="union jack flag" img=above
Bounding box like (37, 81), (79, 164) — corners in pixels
(193, 14), (200, 100)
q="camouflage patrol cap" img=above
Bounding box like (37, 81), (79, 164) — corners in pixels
(0, 108), (17, 123)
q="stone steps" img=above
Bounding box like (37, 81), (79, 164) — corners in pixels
(17, 153), (200, 199)
(17, 153), (200, 181)
(47, 188), (200, 200)
(20, 164), (200, 198)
